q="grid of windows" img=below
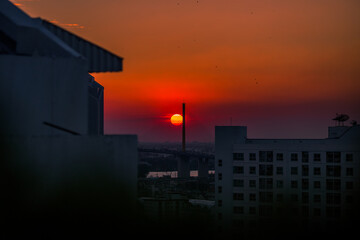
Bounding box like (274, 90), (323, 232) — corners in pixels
(222, 150), (357, 228)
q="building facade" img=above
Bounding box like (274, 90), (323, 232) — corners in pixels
(215, 125), (360, 238)
(0, 1), (137, 237)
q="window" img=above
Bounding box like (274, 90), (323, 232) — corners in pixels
(291, 208), (298, 216)
(291, 153), (298, 161)
(327, 166), (341, 177)
(233, 166), (244, 174)
(259, 205), (273, 217)
(259, 165), (273, 176)
(249, 153), (256, 161)
(326, 152), (341, 163)
(314, 167), (321, 176)
(276, 153), (283, 161)
(326, 207), (341, 218)
(233, 179), (244, 187)
(259, 151), (273, 162)
(249, 180), (256, 188)
(276, 194), (283, 202)
(326, 179), (341, 191)
(233, 153), (244, 161)
(346, 168), (353, 176)
(249, 207), (256, 215)
(276, 180), (283, 189)
(276, 167), (283, 175)
(303, 207), (309, 218)
(314, 181), (321, 189)
(233, 219), (244, 228)
(302, 151), (309, 162)
(259, 192), (273, 203)
(313, 194), (321, 203)
(302, 192), (309, 204)
(218, 173), (222, 180)
(249, 166), (256, 175)
(346, 181), (353, 190)
(233, 193), (244, 201)
(313, 208), (321, 217)
(346, 153), (353, 162)
(218, 159), (223, 167)
(291, 181), (298, 189)
(302, 165), (309, 176)
(233, 206), (244, 214)
(302, 179), (309, 190)
(326, 193), (341, 205)
(218, 200), (222, 207)
(291, 194), (298, 202)
(291, 167), (298, 175)
(346, 195), (353, 204)
(218, 186), (222, 193)
(259, 178), (273, 189)
(249, 193), (256, 201)
(313, 153), (321, 162)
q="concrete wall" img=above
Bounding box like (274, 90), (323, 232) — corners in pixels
(0, 55), (88, 136)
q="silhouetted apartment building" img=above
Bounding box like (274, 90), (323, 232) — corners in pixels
(0, 1), (137, 237)
(215, 125), (360, 238)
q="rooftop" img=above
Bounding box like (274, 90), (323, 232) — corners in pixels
(0, 0), (122, 72)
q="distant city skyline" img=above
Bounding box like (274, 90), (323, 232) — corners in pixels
(14, 0), (360, 142)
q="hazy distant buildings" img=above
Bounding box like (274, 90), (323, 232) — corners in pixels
(215, 125), (360, 237)
(0, 1), (137, 236)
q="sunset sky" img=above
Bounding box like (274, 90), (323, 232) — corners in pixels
(12, 0), (360, 142)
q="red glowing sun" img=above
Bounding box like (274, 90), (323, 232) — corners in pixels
(170, 114), (183, 126)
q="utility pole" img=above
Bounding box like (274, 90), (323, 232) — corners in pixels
(182, 102), (185, 152)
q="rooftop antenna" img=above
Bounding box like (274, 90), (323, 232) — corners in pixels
(332, 113), (349, 126)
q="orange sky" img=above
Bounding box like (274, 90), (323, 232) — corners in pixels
(13, 0), (360, 142)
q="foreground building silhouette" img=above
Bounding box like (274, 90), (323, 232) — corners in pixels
(0, 0), (137, 237)
(215, 124), (360, 238)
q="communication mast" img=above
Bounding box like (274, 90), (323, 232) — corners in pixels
(182, 103), (186, 152)
(332, 113), (349, 126)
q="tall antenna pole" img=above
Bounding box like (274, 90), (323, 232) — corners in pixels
(182, 102), (185, 152)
